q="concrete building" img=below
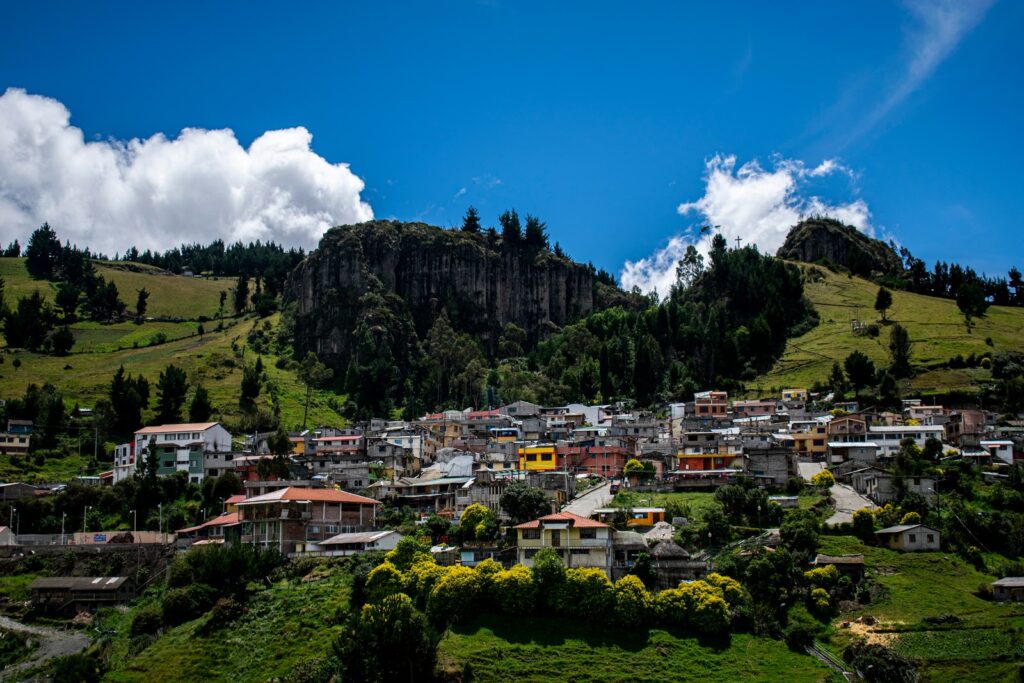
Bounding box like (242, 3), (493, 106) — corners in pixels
(875, 524), (940, 552)
(515, 511), (613, 576)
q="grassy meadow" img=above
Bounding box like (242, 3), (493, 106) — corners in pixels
(818, 535), (1024, 682)
(752, 264), (1024, 395)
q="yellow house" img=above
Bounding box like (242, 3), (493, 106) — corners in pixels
(515, 511), (613, 575)
(518, 444), (557, 471)
(792, 423), (828, 458)
(489, 427), (519, 444)
(782, 388), (809, 402)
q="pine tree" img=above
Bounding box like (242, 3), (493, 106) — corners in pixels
(189, 385), (214, 422)
(154, 364), (188, 424)
(874, 287), (893, 322)
(499, 209), (522, 243)
(233, 275), (250, 315)
(888, 323), (912, 378)
(461, 206), (481, 233)
(136, 288), (150, 319)
(523, 214), (549, 248)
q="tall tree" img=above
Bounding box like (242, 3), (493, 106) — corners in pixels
(188, 385), (214, 422)
(24, 223), (62, 279)
(135, 288), (150, 320)
(523, 214), (549, 248)
(888, 323), (912, 378)
(956, 280), (989, 327)
(874, 286), (893, 322)
(461, 206), (481, 233)
(154, 364), (188, 424)
(297, 352), (334, 428)
(240, 363), (262, 410)
(110, 366), (150, 435)
(499, 209), (522, 243)
(233, 275), (250, 315)
(55, 282), (81, 321)
(844, 351), (876, 394)
(3, 291), (53, 350)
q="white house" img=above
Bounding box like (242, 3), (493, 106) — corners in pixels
(115, 422), (233, 484)
(296, 530), (403, 557)
(980, 440), (1014, 465)
(867, 425), (945, 457)
(875, 524), (940, 552)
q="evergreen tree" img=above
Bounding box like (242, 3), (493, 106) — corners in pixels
(523, 214), (549, 248)
(956, 279), (989, 326)
(3, 240), (20, 257)
(154, 364), (188, 424)
(240, 363), (261, 409)
(828, 361), (847, 397)
(51, 326), (74, 355)
(499, 209), (522, 243)
(189, 385), (214, 422)
(233, 275), (250, 315)
(109, 366), (150, 435)
(24, 223), (62, 279)
(874, 287), (893, 322)
(461, 206), (481, 233)
(55, 282), (81, 321)
(844, 351), (876, 394)
(3, 292), (53, 350)
(888, 323), (912, 378)
(136, 288), (150, 319)
(298, 352), (333, 428)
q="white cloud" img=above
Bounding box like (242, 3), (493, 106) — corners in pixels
(0, 88), (373, 255)
(620, 155), (872, 297)
(840, 0), (994, 146)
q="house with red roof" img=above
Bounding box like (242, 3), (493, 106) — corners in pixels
(514, 511), (613, 576)
(176, 511), (241, 547)
(237, 486), (380, 556)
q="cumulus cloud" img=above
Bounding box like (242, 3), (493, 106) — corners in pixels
(620, 155), (872, 297)
(0, 88), (373, 255)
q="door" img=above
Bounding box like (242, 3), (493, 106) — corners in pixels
(551, 530), (561, 547)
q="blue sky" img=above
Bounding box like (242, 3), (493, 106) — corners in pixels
(1, 1), (1021, 291)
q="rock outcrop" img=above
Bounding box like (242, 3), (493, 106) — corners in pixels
(285, 221), (602, 367)
(777, 218), (902, 277)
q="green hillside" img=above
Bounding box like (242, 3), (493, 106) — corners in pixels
(0, 257), (345, 449)
(754, 264), (1024, 395)
(0, 257), (232, 319)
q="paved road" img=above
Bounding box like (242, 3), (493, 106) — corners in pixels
(562, 482), (612, 517)
(0, 614), (91, 679)
(797, 460), (875, 525)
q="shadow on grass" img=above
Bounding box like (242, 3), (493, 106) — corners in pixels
(450, 613), (732, 653)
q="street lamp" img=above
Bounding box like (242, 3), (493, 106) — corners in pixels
(130, 509), (137, 534)
(83, 505), (90, 533)
(158, 503), (163, 535)
(61, 512), (66, 545)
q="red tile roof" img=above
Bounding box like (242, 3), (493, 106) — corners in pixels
(177, 511), (240, 534)
(514, 511), (609, 529)
(237, 487), (380, 506)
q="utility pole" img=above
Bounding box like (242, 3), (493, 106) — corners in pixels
(83, 505), (89, 533)
(61, 512), (66, 545)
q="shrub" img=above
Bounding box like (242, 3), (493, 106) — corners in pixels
(613, 575), (652, 626)
(679, 580), (731, 634)
(427, 565), (482, 624)
(201, 597), (246, 632)
(51, 653), (104, 683)
(161, 583), (217, 626)
(531, 547), (566, 611)
(852, 508), (876, 542)
(808, 587), (833, 619)
(384, 537), (431, 571)
(491, 565), (535, 615)
(559, 567), (613, 618)
(705, 572), (746, 609)
(803, 564), (839, 589)
(843, 641), (916, 683)
(130, 607), (162, 636)
(810, 470), (835, 489)
(899, 511), (921, 525)
(404, 560), (447, 606)
(654, 587), (689, 626)
(474, 558), (503, 590)
(335, 593), (437, 683)
(365, 563), (405, 604)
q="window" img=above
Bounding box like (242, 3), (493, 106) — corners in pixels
(908, 534), (917, 542)
(524, 549), (539, 559)
(526, 453), (537, 462)
(325, 525), (339, 533)
(927, 534), (934, 543)
(541, 453), (552, 461)
(579, 528), (597, 539)
(522, 529), (540, 540)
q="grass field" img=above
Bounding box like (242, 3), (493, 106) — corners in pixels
(438, 616), (839, 682)
(818, 536), (1024, 682)
(752, 264), (1024, 395)
(0, 313), (346, 435)
(101, 569), (349, 682)
(0, 257), (231, 320)
(610, 491), (723, 522)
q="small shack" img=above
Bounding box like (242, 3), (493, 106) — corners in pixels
(875, 524), (940, 552)
(649, 540), (707, 589)
(30, 576), (134, 613)
(813, 553), (866, 581)
(993, 577), (1024, 602)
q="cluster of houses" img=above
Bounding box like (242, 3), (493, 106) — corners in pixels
(6, 389), (1024, 611)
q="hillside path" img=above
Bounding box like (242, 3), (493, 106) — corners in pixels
(0, 615), (91, 680)
(562, 482), (612, 517)
(798, 461), (876, 525)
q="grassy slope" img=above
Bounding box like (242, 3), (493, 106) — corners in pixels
(819, 536), (1024, 682)
(754, 264), (1024, 395)
(0, 258), (231, 319)
(101, 570), (349, 682)
(439, 616), (838, 682)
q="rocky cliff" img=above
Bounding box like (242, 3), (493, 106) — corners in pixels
(777, 218), (902, 277)
(285, 221), (607, 368)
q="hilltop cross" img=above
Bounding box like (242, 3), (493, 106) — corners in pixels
(734, 236), (742, 249)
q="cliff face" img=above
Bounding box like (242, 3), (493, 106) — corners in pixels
(285, 220), (599, 366)
(777, 218), (902, 276)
